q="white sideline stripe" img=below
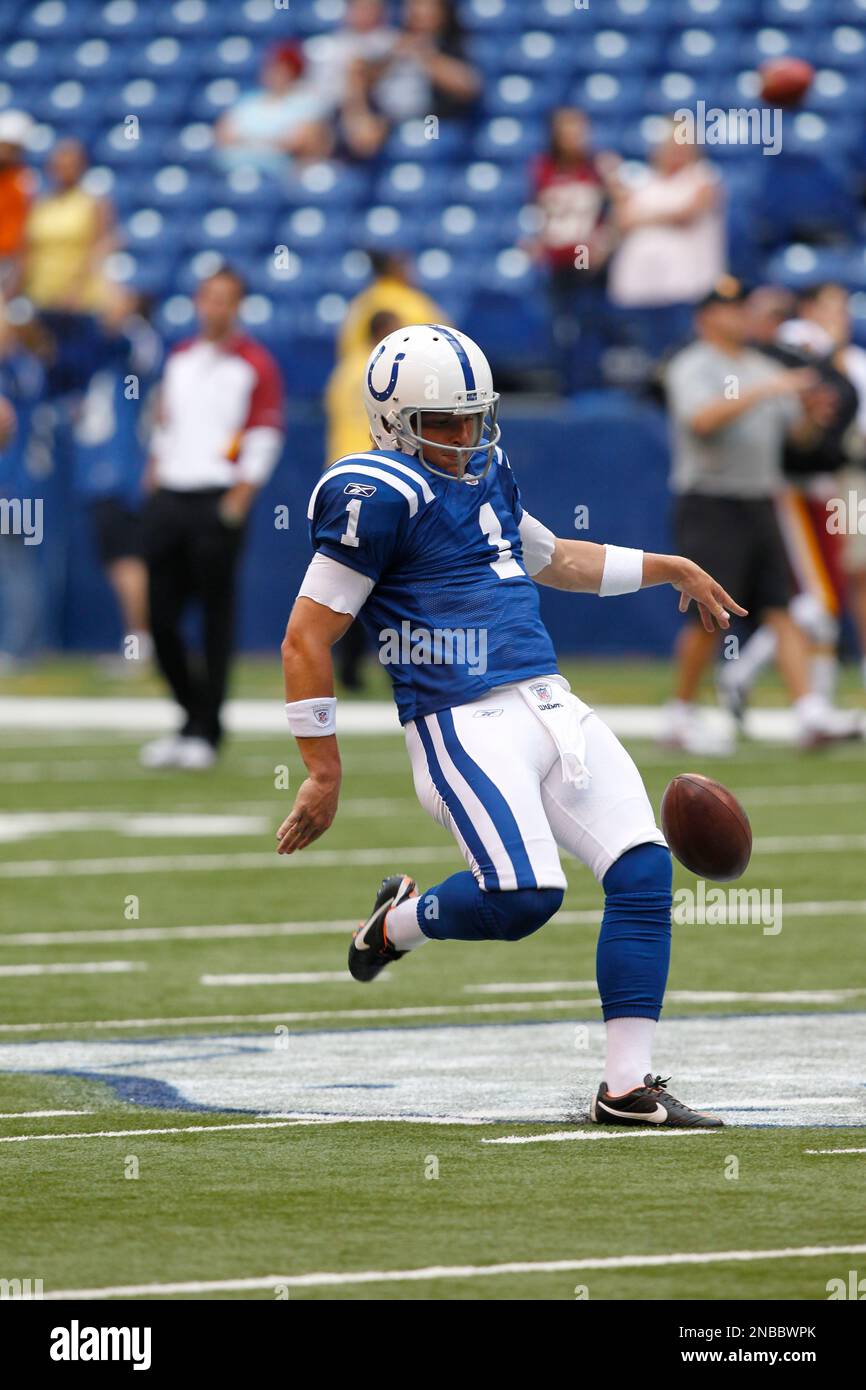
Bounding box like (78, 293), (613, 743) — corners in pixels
(3, 834), (866, 880)
(0, 961), (145, 977)
(0, 1109), (94, 1119)
(0, 998), (599, 1033)
(0, 921), (356, 946)
(199, 971), (376, 986)
(465, 983), (866, 1004)
(0, 846), (458, 878)
(39, 1245), (866, 1299)
(5, 898), (866, 947)
(805, 1148), (866, 1155)
(483, 1129), (722, 1145)
(0, 1115), (491, 1146)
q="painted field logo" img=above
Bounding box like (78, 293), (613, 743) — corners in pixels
(50, 1320), (152, 1370)
(0, 1276), (43, 1299)
(673, 883), (782, 936)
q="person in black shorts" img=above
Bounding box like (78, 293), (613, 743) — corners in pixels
(662, 279), (862, 751)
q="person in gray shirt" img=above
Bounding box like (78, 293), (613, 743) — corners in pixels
(661, 278), (862, 751)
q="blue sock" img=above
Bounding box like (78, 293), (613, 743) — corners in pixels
(597, 843), (672, 1022)
(417, 870), (563, 942)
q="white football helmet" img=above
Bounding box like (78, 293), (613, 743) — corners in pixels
(362, 323), (500, 481)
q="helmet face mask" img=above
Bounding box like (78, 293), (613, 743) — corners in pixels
(363, 324), (501, 483)
(395, 400), (501, 481)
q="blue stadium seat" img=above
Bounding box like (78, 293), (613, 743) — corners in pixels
(229, 0), (301, 40)
(830, 0), (866, 20)
(28, 80), (109, 130)
(141, 164), (212, 212)
(321, 248), (375, 299)
(104, 77), (191, 125)
(752, 151), (859, 246)
(0, 39), (60, 84)
(58, 36), (129, 82)
(473, 116), (546, 161)
(484, 72), (568, 117)
(571, 72), (645, 121)
(428, 204), (516, 251)
(183, 206), (274, 256)
(666, 28), (745, 72)
(280, 162), (372, 209)
(763, 243), (866, 291)
(501, 31), (576, 76)
(17, 1), (86, 41)
(92, 122), (171, 169)
(160, 121), (218, 168)
(601, 0), (674, 30)
(572, 31), (664, 73)
(450, 161), (531, 207)
(207, 168), (285, 214)
(383, 120), (468, 163)
(85, 1), (159, 41)
(523, 0), (603, 30)
(153, 0), (229, 40)
(805, 67), (866, 113)
(761, 0), (825, 25)
(413, 247), (482, 297)
(737, 27), (812, 68)
(278, 205), (351, 254)
(460, 0), (527, 34)
(188, 77), (245, 124)
(105, 246), (179, 295)
(199, 34), (260, 83)
(356, 205), (425, 252)
(128, 35), (190, 79)
(812, 24), (866, 67)
(669, 0), (756, 25)
(374, 163), (457, 208)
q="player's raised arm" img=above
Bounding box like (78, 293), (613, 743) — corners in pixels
(528, 527), (747, 633)
(276, 596), (353, 855)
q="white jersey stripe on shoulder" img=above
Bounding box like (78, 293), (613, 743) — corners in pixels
(330, 452), (436, 504)
(307, 465), (423, 521)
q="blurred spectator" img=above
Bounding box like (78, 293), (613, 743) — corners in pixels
(0, 306), (47, 668)
(608, 122), (725, 362)
(140, 267), (284, 770)
(73, 285), (162, 674)
(311, 0), (396, 108)
(324, 308), (401, 690)
(661, 279), (861, 752)
(721, 284), (862, 711)
(338, 249), (444, 361)
(337, 0), (480, 161)
(0, 110), (34, 298)
(215, 42), (332, 173)
(529, 108), (617, 392)
(23, 139), (115, 398)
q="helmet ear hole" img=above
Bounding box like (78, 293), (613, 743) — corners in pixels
(380, 416), (393, 435)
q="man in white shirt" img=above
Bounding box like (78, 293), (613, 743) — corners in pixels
(141, 266), (284, 769)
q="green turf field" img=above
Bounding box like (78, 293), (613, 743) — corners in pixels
(0, 659), (865, 1301)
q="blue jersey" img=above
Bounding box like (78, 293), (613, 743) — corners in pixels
(307, 444), (559, 723)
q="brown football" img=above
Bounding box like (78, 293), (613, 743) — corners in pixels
(660, 774), (752, 882)
(760, 57), (814, 107)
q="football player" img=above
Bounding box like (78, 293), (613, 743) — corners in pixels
(277, 324), (745, 1127)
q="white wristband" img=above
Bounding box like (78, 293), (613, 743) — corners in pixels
(285, 697), (336, 737)
(599, 544), (644, 597)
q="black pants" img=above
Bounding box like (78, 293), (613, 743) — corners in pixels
(144, 488), (246, 747)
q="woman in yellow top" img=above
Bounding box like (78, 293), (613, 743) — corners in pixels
(24, 140), (115, 395)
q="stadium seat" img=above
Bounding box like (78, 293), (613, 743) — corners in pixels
(58, 36), (128, 82)
(198, 34), (260, 83)
(484, 72), (568, 117)
(0, 38), (60, 84)
(383, 119), (468, 163)
(572, 31), (664, 73)
(669, 0), (756, 25)
(374, 163), (457, 208)
(450, 161), (531, 207)
(666, 28), (745, 72)
(473, 116), (546, 161)
(278, 205), (351, 255)
(140, 164), (212, 213)
(84, 1), (156, 41)
(182, 206), (273, 257)
(279, 162), (371, 210)
(811, 25), (866, 67)
(105, 77), (191, 125)
(571, 72), (645, 121)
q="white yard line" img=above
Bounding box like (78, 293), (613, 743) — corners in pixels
(4, 899), (866, 948)
(482, 1129), (722, 1145)
(38, 1244), (866, 1299)
(805, 1148), (866, 1156)
(0, 1114), (494, 1145)
(0, 846), (458, 878)
(0, 998), (599, 1034)
(200, 971), (375, 986)
(0, 961), (145, 977)
(2, 834), (864, 879)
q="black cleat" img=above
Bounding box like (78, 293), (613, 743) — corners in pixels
(590, 1073), (724, 1128)
(348, 873), (417, 983)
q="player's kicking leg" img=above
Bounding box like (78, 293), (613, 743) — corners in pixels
(349, 873), (418, 982)
(541, 708), (723, 1127)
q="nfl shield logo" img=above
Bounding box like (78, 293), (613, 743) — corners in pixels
(313, 707), (330, 725)
(531, 683), (552, 703)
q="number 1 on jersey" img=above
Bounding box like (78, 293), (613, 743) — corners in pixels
(340, 498), (362, 548)
(479, 502), (523, 578)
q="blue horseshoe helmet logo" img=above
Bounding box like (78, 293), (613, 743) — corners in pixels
(367, 345), (406, 401)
